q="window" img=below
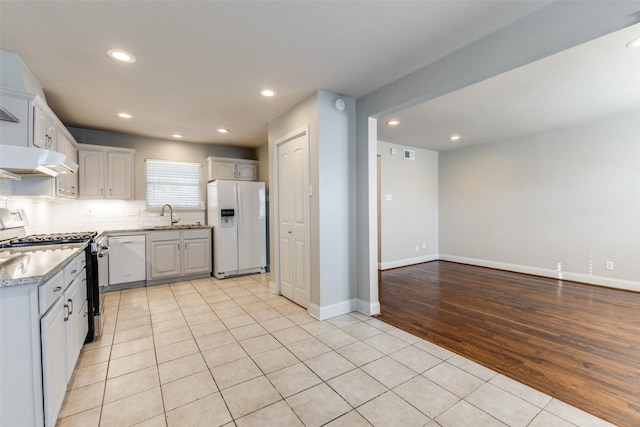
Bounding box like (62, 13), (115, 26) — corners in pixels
(145, 159), (203, 208)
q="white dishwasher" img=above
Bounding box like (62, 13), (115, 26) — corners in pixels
(108, 235), (146, 285)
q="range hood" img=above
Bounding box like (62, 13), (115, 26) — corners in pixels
(0, 145), (78, 177)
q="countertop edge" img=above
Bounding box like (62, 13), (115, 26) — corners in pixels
(0, 243), (87, 289)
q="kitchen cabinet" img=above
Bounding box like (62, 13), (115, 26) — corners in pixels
(78, 144), (134, 200)
(41, 293), (66, 427)
(0, 88), (61, 151)
(148, 231), (181, 280)
(56, 129), (78, 198)
(0, 268), (69, 427)
(147, 228), (211, 283)
(63, 271), (87, 381)
(33, 101), (56, 150)
(207, 156), (258, 181)
(183, 231), (212, 275)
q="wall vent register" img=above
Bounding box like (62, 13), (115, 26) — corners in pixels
(404, 149), (416, 160)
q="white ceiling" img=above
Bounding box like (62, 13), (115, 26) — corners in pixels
(0, 1), (549, 148)
(378, 21), (640, 151)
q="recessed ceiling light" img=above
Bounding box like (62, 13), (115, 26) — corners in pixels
(117, 112), (132, 119)
(450, 134), (461, 142)
(626, 37), (640, 48)
(107, 48), (136, 63)
(386, 120), (400, 126)
(172, 134), (183, 138)
(259, 89), (277, 97)
(217, 128), (230, 134)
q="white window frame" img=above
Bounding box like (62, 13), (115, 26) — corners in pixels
(145, 159), (204, 209)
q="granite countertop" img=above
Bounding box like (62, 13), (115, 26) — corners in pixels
(0, 243), (86, 288)
(101, 224), (213, 236)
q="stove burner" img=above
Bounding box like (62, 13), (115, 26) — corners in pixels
(0, 231), (97, 248)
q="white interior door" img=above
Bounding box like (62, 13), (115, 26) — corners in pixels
(278, 133), (310, 307)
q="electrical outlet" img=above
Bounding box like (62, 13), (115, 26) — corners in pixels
(86, 208), (93, 216)
(422, 242), (426, 249)
(128, 209), (139, 216)
(415, 245), (419, 252)
(605, 261), (614, 271)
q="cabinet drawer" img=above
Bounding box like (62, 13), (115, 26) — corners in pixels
(147, 230), (181, 242)
(183, 229), (211, 240)
(39, 270), (65, 315)
(63, 253), (83, 288)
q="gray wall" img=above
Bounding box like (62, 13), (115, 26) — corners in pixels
(256, 143), (269, 189)
(439, 111), (640, 289)
(68, 127), (256, 200)
(267, 90), (356, 318)
(317, 90), (356, 309)
(377, 141), (438, 269)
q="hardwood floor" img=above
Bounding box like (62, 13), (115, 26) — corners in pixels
(378, 261), (640, 427)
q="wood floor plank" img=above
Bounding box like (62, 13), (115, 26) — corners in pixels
(378, 261), (640, 426)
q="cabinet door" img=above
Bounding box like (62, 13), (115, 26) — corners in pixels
(149, 240), (181, 279)
(41, 297), (66, 427)
(183, 238), (211, 275)
(78, 150), (105, 198)
(64, 275), (84, 382)
(212, 160), (237, 180)
(56, 133), (78, 198)
(107, 151), (133, 199)
(33, 103), (55, 150)
(236, 163), (258, 181)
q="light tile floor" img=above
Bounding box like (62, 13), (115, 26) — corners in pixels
(56, 274), (615, 427)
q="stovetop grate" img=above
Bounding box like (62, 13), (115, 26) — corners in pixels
(0, 231), (98, 248)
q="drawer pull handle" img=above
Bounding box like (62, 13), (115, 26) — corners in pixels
(71, 269), (77, 275)
(64, 304), (69, 321)
(68, 299), (74, 315)
(53, 286), (62, 292)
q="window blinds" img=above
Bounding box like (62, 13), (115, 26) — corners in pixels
(145, 159), (203, 208)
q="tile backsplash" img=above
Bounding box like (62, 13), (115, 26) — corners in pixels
(0, 197), (206, 234)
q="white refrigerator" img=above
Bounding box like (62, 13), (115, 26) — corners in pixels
(207, 180), (266, 278)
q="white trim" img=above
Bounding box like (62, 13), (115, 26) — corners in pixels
(378, 253), (439, 270)
(356, 298), (380, 316)
(309, 299), (358, 321)
(439, 254), (640, 293)
(268, 281), (278, 294)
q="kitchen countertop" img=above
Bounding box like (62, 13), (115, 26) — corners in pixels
(0, 243), (86, 288)
(99, 224), (213, 236)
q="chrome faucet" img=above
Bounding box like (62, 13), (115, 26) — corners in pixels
(160, 204), (180, 226)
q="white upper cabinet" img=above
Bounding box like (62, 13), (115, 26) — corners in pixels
(207, 156), (258, 181)
(78, 144), (134, 200)
(107, 151), (133, 199)
(0, 89), (62, 150)
(32, 100), (56, 150)
(56, 129), (78, 198)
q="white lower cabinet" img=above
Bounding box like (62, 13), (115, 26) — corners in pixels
(183, 237), (211, 275)
(41, 296), (66, 427)
(149, 236), (181, 279)
(147, 229), (211, 282)
(64, 273), (87, 381)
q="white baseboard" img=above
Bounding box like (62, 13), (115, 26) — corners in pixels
(356, 298), (380, 316)
(439, 254), (640, 293)
(268, 281), (278, 294)
(309, 299), (357, 321)
(378, 253), (439, 270)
